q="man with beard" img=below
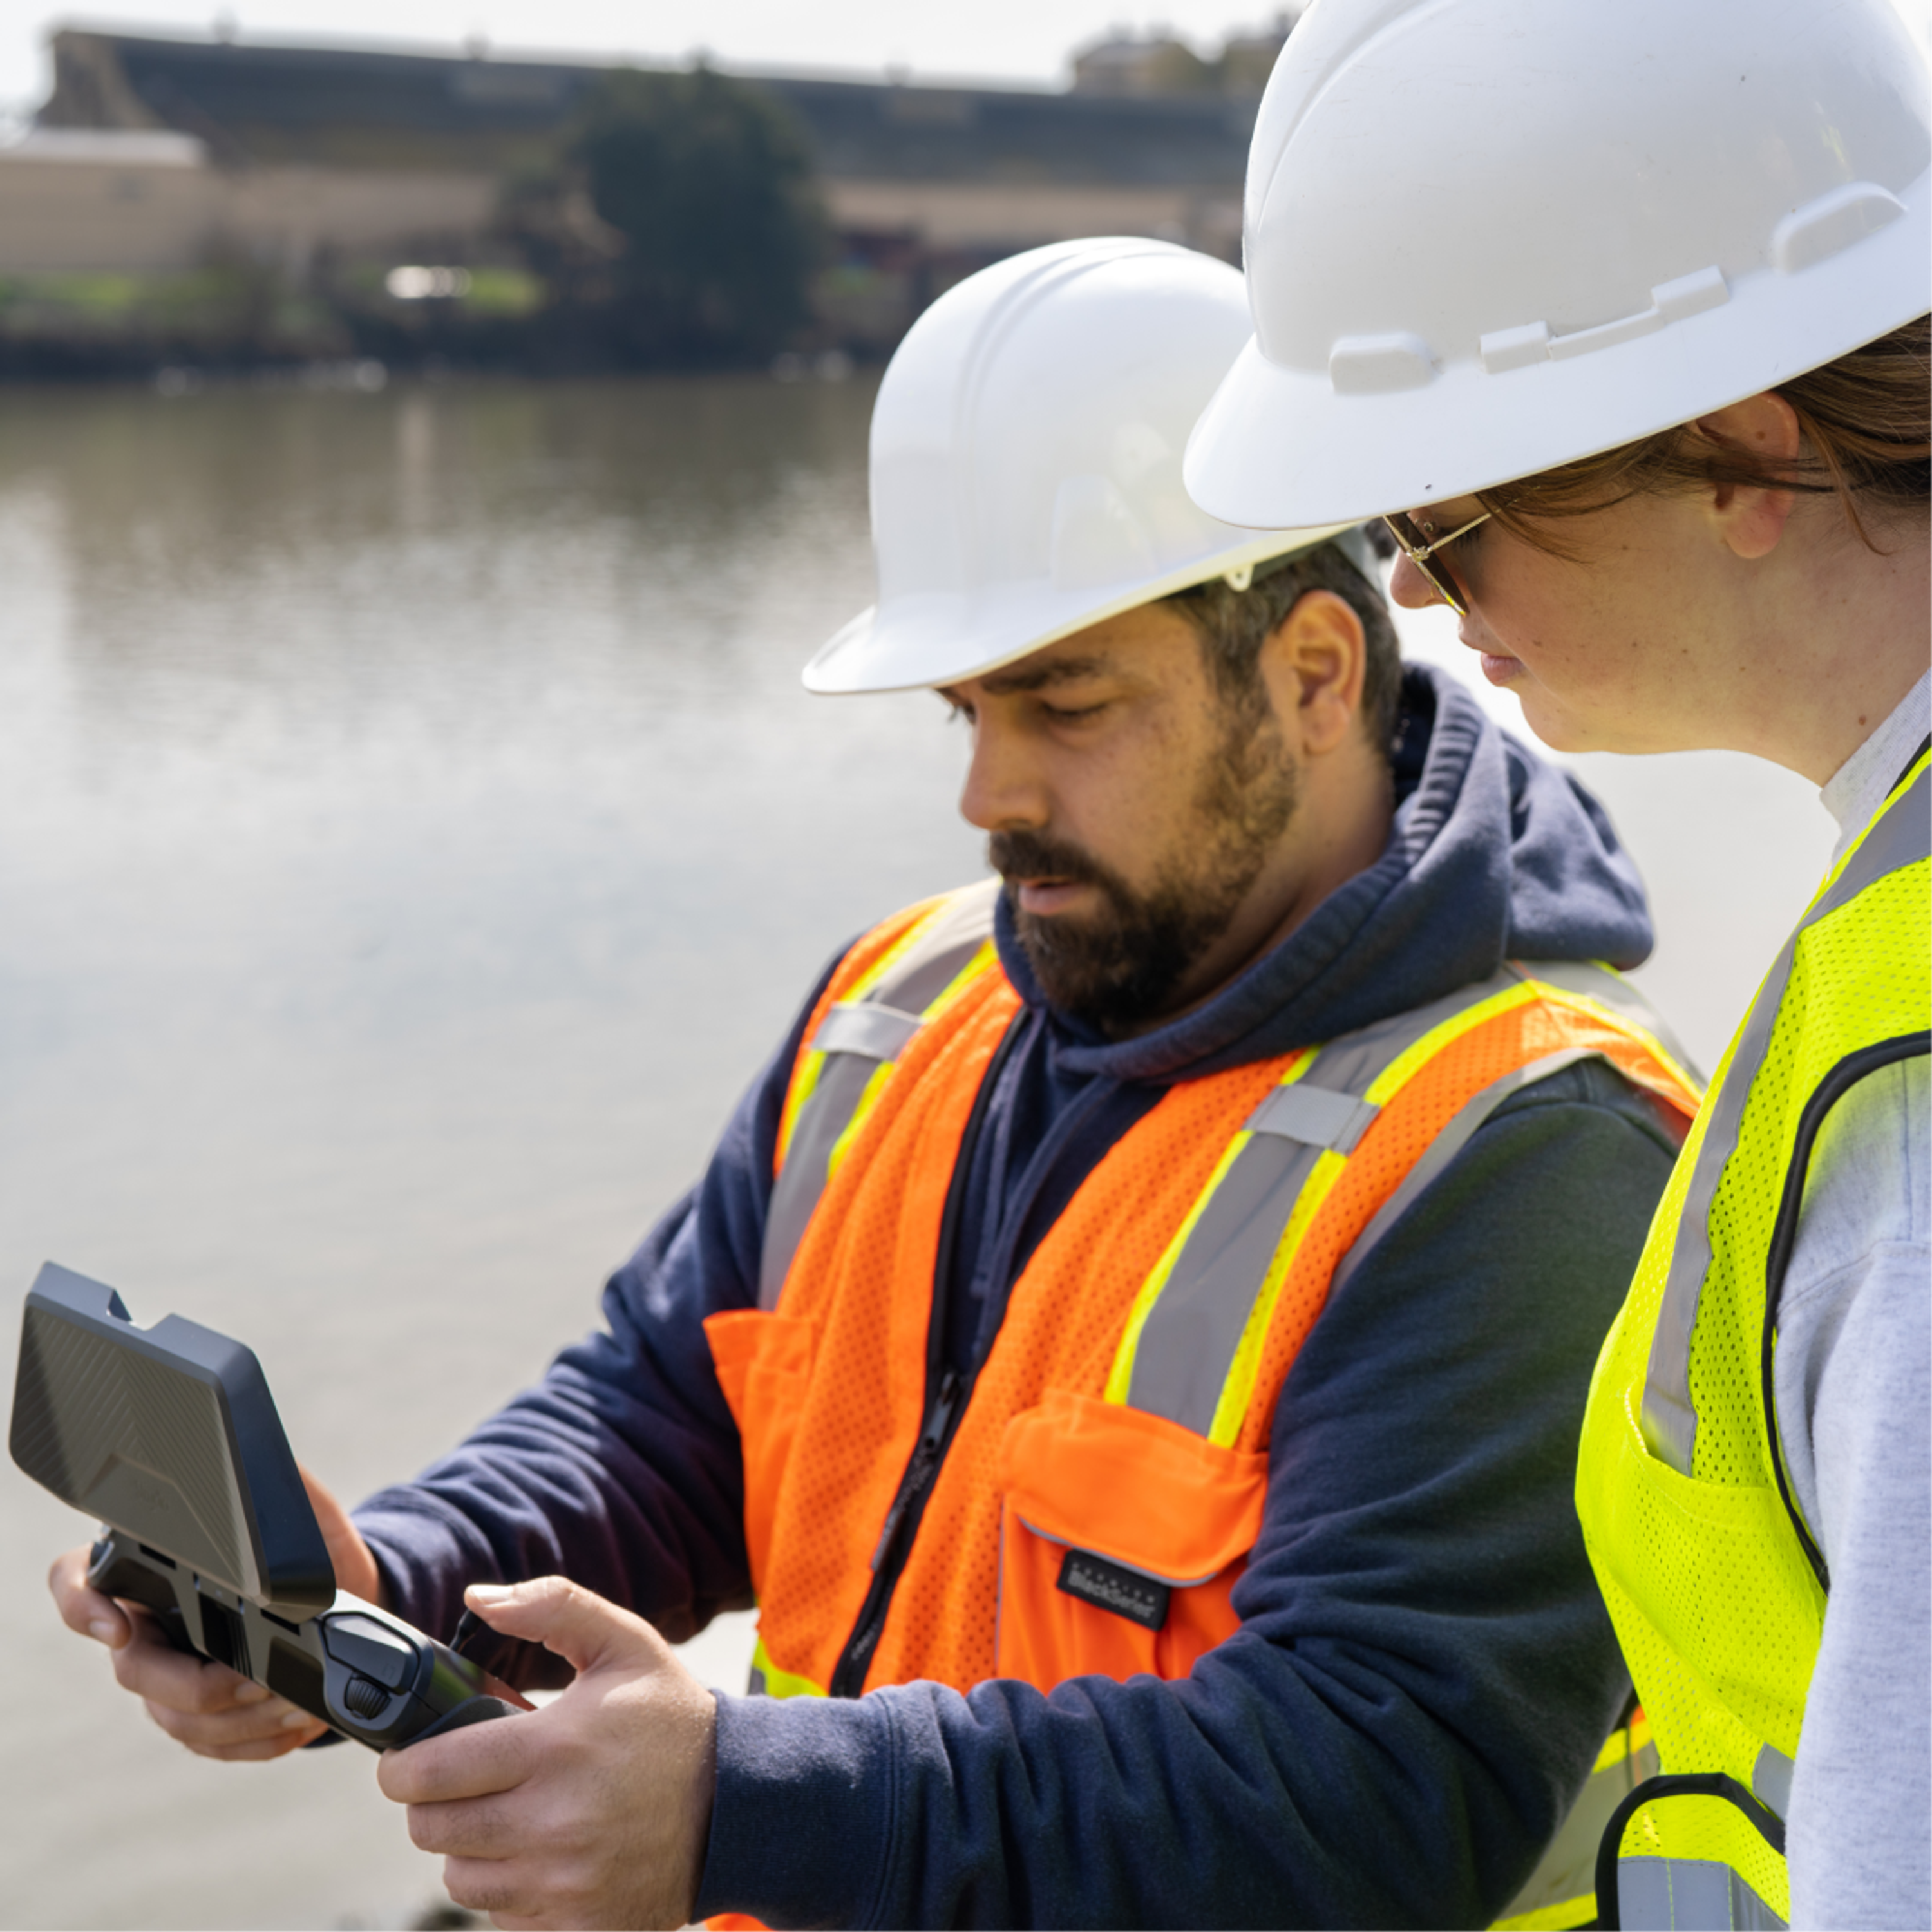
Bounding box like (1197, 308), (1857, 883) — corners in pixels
(54, 243), (1699, 1929)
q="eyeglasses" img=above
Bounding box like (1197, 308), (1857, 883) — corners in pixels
(1382, 509), (1492, 617)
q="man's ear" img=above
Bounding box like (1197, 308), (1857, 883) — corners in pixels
(1260, 589), (1366, 757)
(1693, 393), (1803, 562)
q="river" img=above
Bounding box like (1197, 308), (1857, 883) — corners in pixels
(0, 372), (1838, 1928)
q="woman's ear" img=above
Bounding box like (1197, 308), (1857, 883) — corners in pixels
(1260, 589), (1367, 757)
(1695, 392), (1803, 561)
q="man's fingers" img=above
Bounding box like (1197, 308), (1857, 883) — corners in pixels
(296, 1462), (383, 1605)
(439, 1858), (529, 1923)
(404, 1790), (524, 1859)
(196, 1728), (330, 1764)
(48, 1545), (129, 1648)
(378, 1707), (532, 1806)
(112, 1619), (269, 1714)
(143, 1694), (323, 1753)
(460, 1575), (664, 1679)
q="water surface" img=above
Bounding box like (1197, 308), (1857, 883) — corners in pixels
(0, 373), (1837, 1928)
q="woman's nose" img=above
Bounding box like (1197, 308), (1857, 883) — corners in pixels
(1388, 549), (1448, 611)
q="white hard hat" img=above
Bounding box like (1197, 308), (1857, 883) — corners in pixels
(806, 237), (1359, 694)
(1184, 0), (1932, 529)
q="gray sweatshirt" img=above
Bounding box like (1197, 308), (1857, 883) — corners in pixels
(1779, 670), (1931, 1929)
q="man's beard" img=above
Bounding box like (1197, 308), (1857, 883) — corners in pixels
(991, 709), (1300, 1036)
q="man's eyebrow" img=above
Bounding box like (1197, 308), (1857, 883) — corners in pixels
(976, 654), (1117, 696)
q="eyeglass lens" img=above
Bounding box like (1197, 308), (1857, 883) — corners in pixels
(1385, 512), (1469, 616)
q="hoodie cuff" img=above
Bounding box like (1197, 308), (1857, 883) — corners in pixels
(696, 1690), (897, 1928)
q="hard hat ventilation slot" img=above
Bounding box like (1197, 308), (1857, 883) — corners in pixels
(1479, 267), (1730, 374)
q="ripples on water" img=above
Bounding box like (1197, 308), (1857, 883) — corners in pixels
(0, 375), (1835, 1928)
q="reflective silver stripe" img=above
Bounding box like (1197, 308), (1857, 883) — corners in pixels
(1617, 1856), (1786, 1929)
(1124, 967), (1522, 1432)
(1751, 1743), (1794, 1823)
(1244, 1081), (1379, 1151)
(758, 880), (1001, 1309)
(1329, 1046), (1596, 1300)
(1497, 1723), (1658, 1925)
(1642, 765), (1931, 1472)
(811, 1001), (922, 1062)
(759, 1051), (891, 1307)
(1124, 1127), (1332, 1431)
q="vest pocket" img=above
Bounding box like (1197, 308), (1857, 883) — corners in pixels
(703, 1309), (818, 1600)
(1589, 1390), (1824, 1719)
(994, 1387), (1267, 1687)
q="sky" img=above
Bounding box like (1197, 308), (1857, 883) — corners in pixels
(0, 2), (1294, 117)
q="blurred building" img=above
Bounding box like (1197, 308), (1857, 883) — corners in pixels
(8, 26), (1287, 343)
(0, 122), (493, 276)
(1070, 17), (1293, 97)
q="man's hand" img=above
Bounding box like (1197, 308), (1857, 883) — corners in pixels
(46, 1463), (383, 1759)
(378, 1577), (717, 1931)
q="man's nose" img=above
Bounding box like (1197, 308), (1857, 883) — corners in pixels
(958, 714), (1050, 834)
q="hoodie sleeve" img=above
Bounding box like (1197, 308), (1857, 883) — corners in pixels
(695, 1061), (1678, 1930)
(350, 956), (837, 1652)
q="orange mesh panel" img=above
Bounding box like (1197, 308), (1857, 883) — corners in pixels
(703, 1309), (815, 1599)
(752, 972), (1023, 1692)
(865, 1057), (1291, 1692)
(1231, 996), (1698, 1455)
(748, 981), (1695, 1695)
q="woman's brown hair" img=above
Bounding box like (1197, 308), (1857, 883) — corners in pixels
(1479, 312), (1930, 554)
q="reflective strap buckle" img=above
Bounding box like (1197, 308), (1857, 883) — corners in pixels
(1244, 1082), (1379, 1153)
(811, 1001), (923, 1063)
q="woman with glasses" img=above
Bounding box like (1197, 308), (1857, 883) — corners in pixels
(1184, 2), (1927, 1927)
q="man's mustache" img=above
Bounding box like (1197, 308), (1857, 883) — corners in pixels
(987, 828), (1109, 894)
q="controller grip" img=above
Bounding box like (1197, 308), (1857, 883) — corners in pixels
(406, 1694), (519, 1747)
(88, 1537), (194, 1654)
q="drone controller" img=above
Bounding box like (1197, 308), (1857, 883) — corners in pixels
(10, 1262), (526, 1752)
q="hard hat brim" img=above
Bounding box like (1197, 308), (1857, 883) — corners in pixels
(1184, 167), (1932, 529)
(804, 524), (1360, 695)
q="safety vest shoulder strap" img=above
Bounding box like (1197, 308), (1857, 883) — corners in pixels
(760, 880), (1002, 1307)
(1106, 959), (1700, 1450)
(1640, 753), (1931, 1474)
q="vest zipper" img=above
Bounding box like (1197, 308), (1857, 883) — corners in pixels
(828, 1365), (972, 1699)
(826, 1017), (1027, 1699)
(823, 1030), (1128, 1700)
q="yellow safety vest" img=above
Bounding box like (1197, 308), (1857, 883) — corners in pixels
(1576, 746), (1931, 1929)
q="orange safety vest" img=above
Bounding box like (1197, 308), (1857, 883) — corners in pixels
(706, 879), (1700, 1705)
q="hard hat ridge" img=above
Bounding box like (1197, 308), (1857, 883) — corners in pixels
(806, 237), (1360, 695)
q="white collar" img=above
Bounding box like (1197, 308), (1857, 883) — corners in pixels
(1821, 667), (1931, 867)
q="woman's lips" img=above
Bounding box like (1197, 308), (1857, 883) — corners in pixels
(1460, 625), (1524, 687)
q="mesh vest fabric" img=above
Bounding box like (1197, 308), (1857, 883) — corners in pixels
(1577, 755), (1931, 1928)
(715, 889), (1692, 1692)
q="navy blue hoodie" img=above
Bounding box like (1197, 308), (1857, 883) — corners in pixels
(355, 667), (1682, 1928)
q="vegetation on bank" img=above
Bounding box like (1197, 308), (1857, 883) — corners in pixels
(0, 66), (833, 381)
